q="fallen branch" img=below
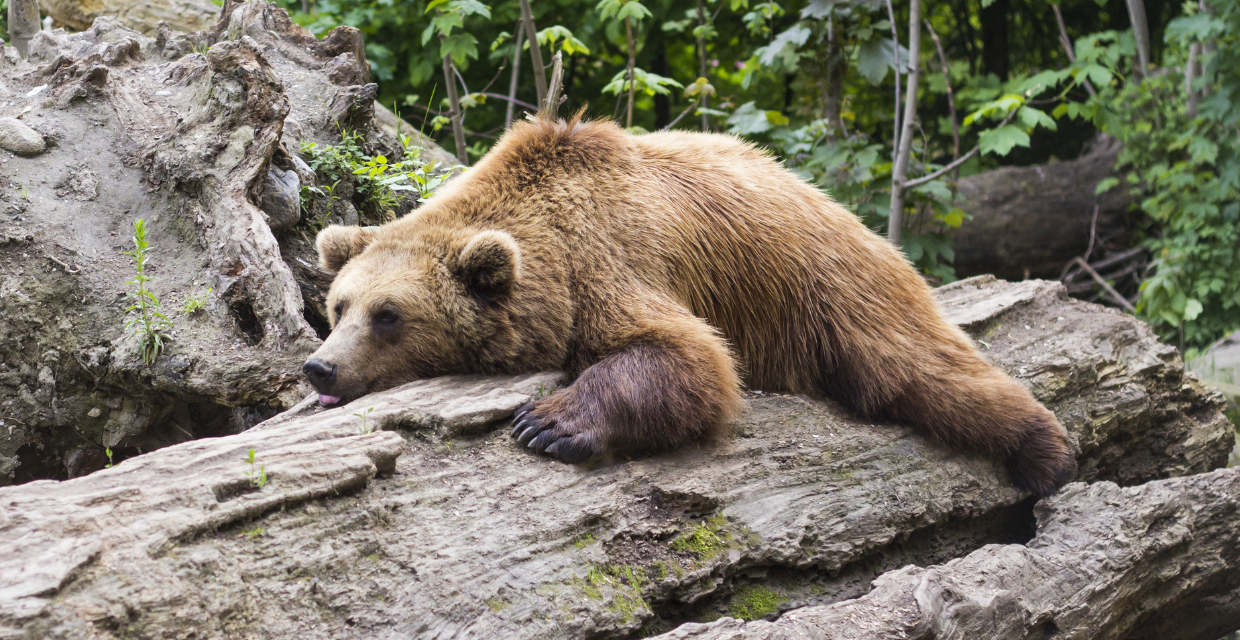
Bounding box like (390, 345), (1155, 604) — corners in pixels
(1065, 256), (1138, 312)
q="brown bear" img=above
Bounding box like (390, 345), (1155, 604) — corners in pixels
(304, 113), (1077, 497)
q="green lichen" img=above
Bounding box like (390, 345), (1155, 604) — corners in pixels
(727, 585), (782, 621)
(485, 597), (507, 612)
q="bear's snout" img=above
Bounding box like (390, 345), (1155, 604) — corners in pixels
(302, 358), (338, 392)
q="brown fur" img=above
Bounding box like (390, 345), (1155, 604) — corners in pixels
(307, 114), (1077, 496)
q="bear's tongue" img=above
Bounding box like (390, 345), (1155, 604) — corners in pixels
(318, 394), (342, 406)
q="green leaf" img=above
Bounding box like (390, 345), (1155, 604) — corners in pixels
(727, 102), (773, 135)
(978, 124), (1030, 156)
(1016, 106), (1057, 132)
(856, 37), (889, 85)
(765, 110), (789, 126)
(441, 33), (479, 64)
(616, 1), (653, 22)
(1183, 299), (1203, 321)
(1188, 137), (1219, 165)
(1094, 177), (1120, 195)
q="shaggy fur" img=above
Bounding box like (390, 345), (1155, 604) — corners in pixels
(307, 114), (1077, 497)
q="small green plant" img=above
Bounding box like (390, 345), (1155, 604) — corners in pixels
(181, 287), (212, 315)
(239, 525), (265, 539)
(354, 407), (376, 435)
(15, 182), (28, 200)
(534, 382), (555, 400)
(123, 219), (173, 365)
(245, 448), (268, 488)
(104, 447), (114, 468)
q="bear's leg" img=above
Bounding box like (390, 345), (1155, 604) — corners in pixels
(510, 310), (742, 463)
(869, 357), (1077, 497)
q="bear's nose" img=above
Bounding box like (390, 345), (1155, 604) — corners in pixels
(302, 358), (337, 390)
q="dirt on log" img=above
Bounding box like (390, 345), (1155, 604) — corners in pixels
(0, 2), (453, 485)
(0, 276), (1231, 639)
(952, 137), (1132, 281)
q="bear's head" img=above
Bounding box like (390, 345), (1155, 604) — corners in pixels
(302, 224), (522, 406)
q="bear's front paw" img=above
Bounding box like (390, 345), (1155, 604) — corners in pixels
(510, 401), (604, 464)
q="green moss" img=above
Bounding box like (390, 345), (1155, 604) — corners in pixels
(727, 585), (782, 621)
(573, 532), (597, 548)
(568, 564), (650, 623)
(238, 526), (264, 539)
(485, 597), (507, 612)
(670, 514), (732, 560)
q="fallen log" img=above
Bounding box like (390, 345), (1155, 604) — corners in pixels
(652, 466), (1240, 640)
(0, 276), (1231, 639)
(952, 136), (1132, 280)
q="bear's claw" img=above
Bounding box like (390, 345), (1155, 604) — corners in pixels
(509, 401), (602, 463)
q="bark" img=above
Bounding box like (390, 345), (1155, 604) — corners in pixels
(517, 0), (546, 108)
(39, 0), (220, 34)
(0, 2), (454, 484)
(0, 277), (1231, 639)
(626, 16), (636, 129)
(440, 47), (469, 167)
(696, 0), (710, 131)
(951, 136), (1131, 280)
(888, 0), (920, 245)
(652, 467), (1240, 640)
(505, 22), (524, 129)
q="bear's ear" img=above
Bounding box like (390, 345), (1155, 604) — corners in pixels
(316, 225), (378, 272)
(453, 230), (521, 297)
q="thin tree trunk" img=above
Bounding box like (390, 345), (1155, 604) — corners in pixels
(885, 0), (901, 151)
(505, 23), (524, 129)
(696, 0), (710, 131)
(1126, 0), (1151, 77)
(626, 15), (636, 129)
(8, 0), (40, 58)
(441, 49), (468, 167)
(518, 0), (547, 107)
(545, 51), (564, 118)
(889, 0), (921, 246)
(925, 19), (957, 165)
(1186, 42), (1200, 116)
(824, 15), (846, 134)
(1052, 4), (1096, 96)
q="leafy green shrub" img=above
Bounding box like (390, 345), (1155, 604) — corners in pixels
(123, 219), (173, 365)
(299, 128), (457, 223)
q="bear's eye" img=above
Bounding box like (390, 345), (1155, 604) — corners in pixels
(374, 309), (400, 325)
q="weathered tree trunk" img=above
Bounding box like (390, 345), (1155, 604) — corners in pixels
(0, 277), (1231, 639)
(952, 136), (1131, 280)
(0, 2), (453, 484)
